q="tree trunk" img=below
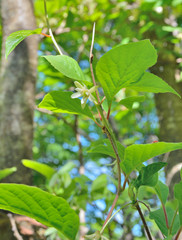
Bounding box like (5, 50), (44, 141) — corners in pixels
(0, 0), (38, 184)
(151, 47), (182, 196)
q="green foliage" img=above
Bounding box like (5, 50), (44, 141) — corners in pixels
(120, 96), (145, 110)
(22, 160), (55, 179)
(174, 169), (182, 225)
(5, 29), (42, 58)
(89, 139), (125, 160)
(134, 162), (166, 189)
(43, 55), (85, 82)
(0, 167), (17, 181)
(0, 184), (79, 240)
(38, 91), (94, 119)
(121, 142), (182, 175)
(155, 180), (169, 204)
(149, 207), (180, 236)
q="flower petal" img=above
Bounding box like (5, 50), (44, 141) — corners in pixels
(81, 97), (88, 108)
(74, 81), (83, 89)
(88, 94), (96, 102)
(89, 86), (98, 93)
(71, 92), (82, 98)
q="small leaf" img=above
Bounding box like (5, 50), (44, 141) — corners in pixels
(120, 96), (145, 110)
(174, 181), (182, 225)
(127, 72), (180, 98)
(155, 181), (169, 204)
(149, 207), (180, 236)
(134, 162), (166, 189)
(89, 139), (125, 160)
(0, 167), (17, 181)
(0, 184), (79, 240)
(5, 29), (42, 58)
(43, 55), (85, 81)
(121, 142), (182, 175)
(22, 160), (55, 180)
(96, 40), (157, 104)
(38, 91), (94, 119)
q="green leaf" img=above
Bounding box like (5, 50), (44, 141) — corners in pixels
(89, 139), (125, 160)
(22, 160), (55, 180)
(120, 96), (145, 110)
(91, 174), (107, 193)
(121, 142), (182, 175)
(96, 40), (157, 104)
(5, 29), (42, 59)
(38, 91), (94, 119)
(43, 55), (85, 81)
(127, 72), (180, 98)
(155, 181), (169, 204)
(0, 184), (79, 240)
(0, 167), (17, 181)
(134, 162), (166, 189)
(174, 181), (182, 225)
(149, 207), (180, 236)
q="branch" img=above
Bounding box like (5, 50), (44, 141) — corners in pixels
(8, 214), (23, 240)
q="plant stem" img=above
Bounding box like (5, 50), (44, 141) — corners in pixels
(175, 227), (182, 240)
(89, 22), (100, 105)
(169, 207), (178, 235)
(43, 0), (63, 55)
(135, 202), (153, 240)
(100, 203), (131, 234)
(161, 202), (169, 229)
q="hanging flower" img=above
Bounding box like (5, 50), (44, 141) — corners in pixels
(71, 81), (97, 109)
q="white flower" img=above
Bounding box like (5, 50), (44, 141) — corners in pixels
(71, 81), (97, 109)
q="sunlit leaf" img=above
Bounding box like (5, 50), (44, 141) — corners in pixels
(5, 29), (42, 58)
(0, 184), (79, 240)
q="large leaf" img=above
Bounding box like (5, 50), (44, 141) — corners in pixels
(134, 162), (166, 189)
(127, 72), (180, 97)
(120, 96), (145, 110)
(149, 207), (180, 236)
(43, 55), (85, 81)
(89, 139), (125, 160)
(22, 160), (55, 180)
(96, 40), (157, 104)
(121, 142), (182, 175)
(38, 91), (94, 119)
(0, 167), (17, 181)
(5, 29), (42, 58)
(155, 180), (169, 204)
(0, 184), (79, 240)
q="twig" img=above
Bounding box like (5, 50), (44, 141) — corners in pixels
(89, 22), (100, 105)
(175, 227), (182, 240)
(169, 207), (178, 235)
(43, 0), (63, 55)
(135, 202), (153, 240)
(137, 200), (151, 212)
(7, 214), (23, 240)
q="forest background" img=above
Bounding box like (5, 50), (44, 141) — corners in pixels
(0, 0), (182, 239)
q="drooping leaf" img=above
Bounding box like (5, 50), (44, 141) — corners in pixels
(22, 160), (55, 180)
(5, 29), (42, 58)
(96, 40), (157, 104)
(155, 181), (169, 204)
(43, 55), (85, 81)
(121, 142), (182, 175)
(0, 167), (17, 181)
(134, 162), (166, 189)
(120, 96), (145, 110)
(0, 184), (79, 240)
(149, 207), (180, 236)
(89, 139), (125, 160)
(127, 72), (180, 98)
(174, 180), (182, 225)
(38, 91), (94, 119)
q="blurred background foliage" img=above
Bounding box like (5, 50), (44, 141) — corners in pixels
(1, 0), (182, 239)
